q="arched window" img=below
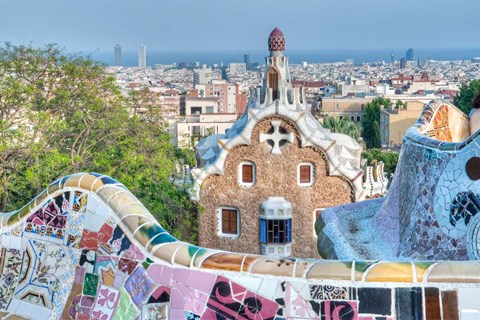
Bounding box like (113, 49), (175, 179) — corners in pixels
(267, 67), (279, 100)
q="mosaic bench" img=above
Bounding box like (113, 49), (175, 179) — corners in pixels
(0, 172), (479, 319)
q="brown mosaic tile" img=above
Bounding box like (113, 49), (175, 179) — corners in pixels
(441, 290), (459, 320)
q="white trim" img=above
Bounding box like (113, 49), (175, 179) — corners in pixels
(297, 162), (314, 187)
(238, 161), (256, 187)
(216, 207), (240, 239)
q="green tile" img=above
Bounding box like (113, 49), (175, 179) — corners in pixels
(83, 273), (99, 296)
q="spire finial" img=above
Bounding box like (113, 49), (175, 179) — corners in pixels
(268, 28), (285, 52)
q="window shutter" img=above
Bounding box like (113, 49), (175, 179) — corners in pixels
(222, 210), (228, 233)
(286, 219), (292, 242)
(229, 210), (237, 234)
(260, 219), (266, 243)
(242, 164), (253, 183)
(222, 209), (238, 234)
(300, 165), (311, 183)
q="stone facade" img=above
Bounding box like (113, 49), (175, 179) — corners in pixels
(198, 116), (354, 258)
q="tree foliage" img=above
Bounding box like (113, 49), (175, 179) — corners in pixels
(361, 97), (387, 149)
(361, 148), (399, 175)
(322, 115), (361, 140)
(0, 43), (198, 243)
(453, 79), (480, 114)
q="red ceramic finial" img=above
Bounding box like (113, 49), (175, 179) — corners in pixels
(268, 28), (285, 52)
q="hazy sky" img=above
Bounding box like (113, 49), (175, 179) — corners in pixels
(1, 0), (480, 53)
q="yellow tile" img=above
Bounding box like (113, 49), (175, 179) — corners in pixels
(365, 262), (413, 282)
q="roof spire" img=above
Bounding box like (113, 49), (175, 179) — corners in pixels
(268, 28), (285, 53)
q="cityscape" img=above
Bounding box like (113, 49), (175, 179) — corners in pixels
(106, 43), (480, 149)
(2, 0), (480, 319)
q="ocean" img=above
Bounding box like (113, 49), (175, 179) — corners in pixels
(89, 47), (480, 67)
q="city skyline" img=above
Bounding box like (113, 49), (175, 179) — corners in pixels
(1, 0), (480, 54)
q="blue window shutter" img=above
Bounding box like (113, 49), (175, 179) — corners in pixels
(286, 219), (292, 242)
(260, 219), (266, 243)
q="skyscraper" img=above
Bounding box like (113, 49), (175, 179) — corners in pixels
(406, 48), (414, 61)
(114, 44), (121, 66)
(138, 44), (146, 67)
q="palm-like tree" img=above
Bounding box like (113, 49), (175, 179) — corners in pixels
(322, 115), (361, 140)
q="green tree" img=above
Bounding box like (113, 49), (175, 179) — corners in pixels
(0, 43), (66, 210)
(361, 97), (384, 149)
(0, 43), (198, 243)
(322, 115), (361, 140)
(361, 148), (399, 175)
(454, 79), (480, 114)
(395, 100), (404, 109)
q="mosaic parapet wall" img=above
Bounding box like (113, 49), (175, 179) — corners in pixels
(0, 173), (479, 319)
(318, 100), (480, 262)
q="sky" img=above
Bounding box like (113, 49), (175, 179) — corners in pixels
(1, 0), (480, 53)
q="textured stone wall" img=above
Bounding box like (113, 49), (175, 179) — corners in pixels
(199, 116), (354, 258)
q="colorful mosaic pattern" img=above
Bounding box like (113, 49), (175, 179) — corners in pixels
(318, 100), (480, 262)
(0, 172), (478, 319)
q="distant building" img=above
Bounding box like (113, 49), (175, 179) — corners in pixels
(114, 44), (121, 66)
(380, 100), (425, 147)
(175, 113), (237, 148)
(194, 65), (213, 85)
(321, 96), (376, 122)
(229, 63), (247, 75)
(178, 61), (194, 68)
(244, 54), (250, 66)
(195, 80), (247, 114)
(338, 77), (370, 97)
(406, 48), (414, 61)
(391, 74), (413, 88)
(138, 44), (146, 67)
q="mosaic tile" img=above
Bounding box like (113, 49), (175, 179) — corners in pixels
(83, 273), (99, 296)
(320, 300), (358, 320)
(358, 287), (391, 316)
(310, 285), (355, 300)
(395, 287), (422, 320)
(425, 287), (441, 320)
(124, 266), (155, 308)
(441, 290), (459, 320)
(91, 285), (121, 320)
(113, 287), (139, 320)
(142, 302), (169, 319)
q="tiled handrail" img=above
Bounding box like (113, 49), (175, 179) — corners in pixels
(404, 100), (479, 151)
(2, 172), (480, 285)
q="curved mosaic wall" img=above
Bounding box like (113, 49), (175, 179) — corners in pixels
(0, 172), (479, 319)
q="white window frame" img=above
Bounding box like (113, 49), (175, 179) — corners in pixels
(297, 162), (314, 187)
(238, 161), (256, 187)
(216, 207), (240, 239)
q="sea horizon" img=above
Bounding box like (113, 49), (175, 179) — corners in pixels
(86, 47), (480, 67)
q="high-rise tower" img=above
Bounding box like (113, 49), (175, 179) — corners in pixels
(138, 44), (146, 67)
(406, 48), (414, 61)
(114, 44), (121, 66)
(244, 54), (250, 69)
